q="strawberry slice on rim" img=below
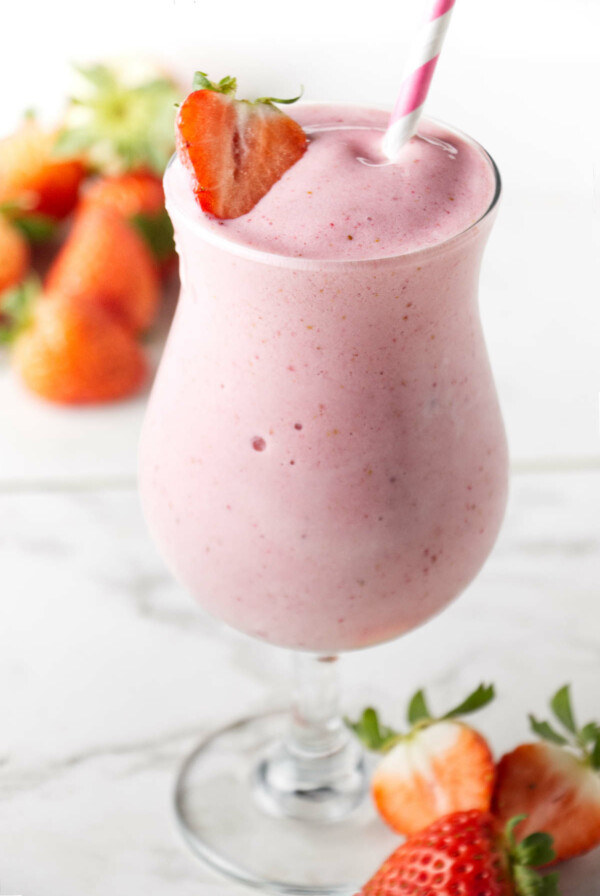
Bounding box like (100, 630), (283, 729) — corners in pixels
(176, 72), (307, 219)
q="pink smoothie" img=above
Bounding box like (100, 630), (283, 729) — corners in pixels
(139, 105), (508, 652)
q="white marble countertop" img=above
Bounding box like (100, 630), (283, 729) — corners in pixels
(1, 454), (599, 893)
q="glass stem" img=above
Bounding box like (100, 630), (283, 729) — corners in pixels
(289, 654), (349, 758)
(253, 652), (367, 823)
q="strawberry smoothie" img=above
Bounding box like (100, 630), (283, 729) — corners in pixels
(139, 105), (508, 652)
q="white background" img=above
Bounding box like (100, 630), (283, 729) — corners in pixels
(1, 0), (599, 473)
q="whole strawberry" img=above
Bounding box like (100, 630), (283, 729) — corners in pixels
(0, 116), (85, 225)
(348, 685), (495, 836)
(46, 204), (159, 334)
(358, 810), (559, 896)
(493, 685), (600, 864)
(82, 171), (175, 273)
(13, 291), (146, 404)
(176, 72), (307, 219)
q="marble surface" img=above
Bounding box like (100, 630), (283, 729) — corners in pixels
(1, 468), (599, 895)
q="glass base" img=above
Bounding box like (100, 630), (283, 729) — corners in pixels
(173, 710), (400, 895)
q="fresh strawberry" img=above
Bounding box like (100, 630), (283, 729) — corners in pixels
(176, 72), (307, 219)
(0, 117), (85, 226)
(348, 685), (496, 836)
(358, 810), (559, 896)
(0, 214), (30, 293)
(57, 62), (179, 176)
(82, 172), (175, 272)
(46, 204), (160, 334)
(13, 291), (146, 404)
(83, 171), (165, 218)
(493, 684), (600, 864)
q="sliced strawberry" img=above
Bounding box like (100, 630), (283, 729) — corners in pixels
(372, 719), (495, 836)
(176, 72), (307, 219)
(358, 810), (559, 896)
(348, 684), (495, 836)
(492, 685), (600, 864)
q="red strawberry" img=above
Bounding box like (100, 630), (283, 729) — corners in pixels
(0, 117), (85, 223)
(46, 204), (160, 334)
(176, 72), (307, 219)
(82, 172), (175, 272)
(358, 810), (559, 896)
(83, 171), (165, 218)
(492, 684), (600, 863)
(348, 685), (496, 836)
(13, 291), (146, 404)
(0, 214), (30, 293)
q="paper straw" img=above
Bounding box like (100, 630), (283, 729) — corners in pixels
(382, 0), (456, 161)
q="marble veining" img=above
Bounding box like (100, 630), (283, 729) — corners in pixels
(1, 472), (599, 895)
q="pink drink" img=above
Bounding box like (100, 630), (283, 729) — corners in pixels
(139, 105), (508, 652)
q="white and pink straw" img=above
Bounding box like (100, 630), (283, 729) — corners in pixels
(382, 0), (456, 161)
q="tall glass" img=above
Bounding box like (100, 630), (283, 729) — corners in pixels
(139, 117), (507, 894)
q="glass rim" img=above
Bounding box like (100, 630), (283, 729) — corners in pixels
(165, 109), (502, 270)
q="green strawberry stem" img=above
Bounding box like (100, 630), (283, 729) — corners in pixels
(192, 72), (237, 95)
(191, 71), (303, 108)
(346, 682), (495, 753)
(529, 684), (600, 769)
(130, 210), (175, 264)
(56, 63), (179, 175)
(0, 201), (57, 243)
(0, 278), (39, 345)
(505, 816), (560, 895)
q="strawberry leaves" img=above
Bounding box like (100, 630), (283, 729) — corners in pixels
(57, 63), (179, 176)
(407, 690), (431, 726)
(192, 72), (304, 106)
(346, 708), (399, 752)
(512, 863), (560, 896)
(130, 210), (175, 264)
(192, 72), (238, 95)
(347, 683), (495, 752)
(190, 72), (302, 108)
(443, 683), (495, 719)
(407, 682), (495, 726)
(255, 89), (304, 106)
(529, 684), (600, 768)
(505, 816), (560, 896)
(0, 199), (57, 243)
(528, 717), (569, 747)
(550, 685), (577, 734)
(0, 277), (39, 344)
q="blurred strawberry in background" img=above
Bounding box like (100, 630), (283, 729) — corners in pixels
(14, 291), (147, 405)
(0, 214), (30, 293)
(0, 114), (85, 236)
(0, 60), (180, 405)
(46, 203), (160, 336)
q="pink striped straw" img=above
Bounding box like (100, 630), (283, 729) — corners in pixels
(381, 0), (456, 161)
